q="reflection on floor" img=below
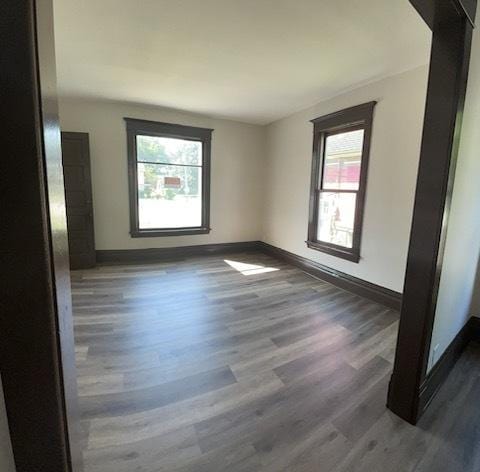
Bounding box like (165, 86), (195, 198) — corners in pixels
(71, 251), (480, 472)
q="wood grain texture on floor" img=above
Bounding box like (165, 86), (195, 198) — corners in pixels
(72, 251), (480, 471)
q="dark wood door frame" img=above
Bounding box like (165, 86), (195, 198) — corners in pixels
(411, 0), (476, 29)
(0, 0), (82, 471)
(388, 0), (477, 424)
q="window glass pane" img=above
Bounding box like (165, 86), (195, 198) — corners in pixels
(322, 129), (364, 190)
(137, 163), (202, 229)
(136, 135), (202, 166)
(317, 192), (356, 248)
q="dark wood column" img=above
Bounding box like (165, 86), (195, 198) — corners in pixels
(0, 0), (82, 470)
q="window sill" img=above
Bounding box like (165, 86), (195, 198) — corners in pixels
(305, 240), (360, 263)
(131, 227), (211, 238)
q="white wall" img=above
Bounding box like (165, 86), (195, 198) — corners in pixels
(262, 66), (429, 292)
(0, 376), (16, 472)
(58, 99), (265, 250)
(428, 11), (480, 371)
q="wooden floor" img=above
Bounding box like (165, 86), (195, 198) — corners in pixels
(72, 251), (480, 472)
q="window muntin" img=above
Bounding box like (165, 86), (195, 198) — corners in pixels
(125, 119), (212, 237)
(136, 135), (202, 166)
(307, 102), (375, 262)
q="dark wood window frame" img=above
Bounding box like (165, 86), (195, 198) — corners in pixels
(307, 101), (376, 263)
(125, 117), (213, 238)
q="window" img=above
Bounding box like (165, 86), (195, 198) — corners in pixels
(125, 118), (212, 237)
(307, 102), (376, 262)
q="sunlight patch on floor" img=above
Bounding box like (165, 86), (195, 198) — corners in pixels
(224, 259), (280, 276)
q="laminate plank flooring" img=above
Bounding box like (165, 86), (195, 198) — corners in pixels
(72, 251), (480, 471)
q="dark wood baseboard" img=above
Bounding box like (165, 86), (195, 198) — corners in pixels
(257, 242), (402, 311)
(95, 240), (402, 310)
(416, 316), (480, 420)
(95, 241), (262, 264)
(469, 315), (480, 342)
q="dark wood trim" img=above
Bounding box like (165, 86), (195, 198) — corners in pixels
(388, 0), (477, 425)
(0, 0), (81, 470)
(417, 316), (480, 417)
(125, 117), (212, 238)
(409, 0), (436, 29)
(124, 117), (214, 140)
(130, 227), (211, 238)
(409, 0), (476, 29)
(455, 0), (477, 26)
(307, 101), (376, 263)
(96, 241), (262, 264)
(258, 242), (402, 311)
(469, 315), (480, 341)
(310, 101), (377, 128)
(37, 1), (83, 465)
(305, 240), (360, 263)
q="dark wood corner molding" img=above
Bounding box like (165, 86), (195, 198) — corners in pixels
(258, 242), (402, 311)
(417, 316), (480, 418)
(388, 0), (477, 425)
(95, 241), (262, 264)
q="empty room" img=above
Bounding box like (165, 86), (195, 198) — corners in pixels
(2, 1), (480, 471)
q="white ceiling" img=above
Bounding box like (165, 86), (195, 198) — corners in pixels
(53, 0), (431, 125)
